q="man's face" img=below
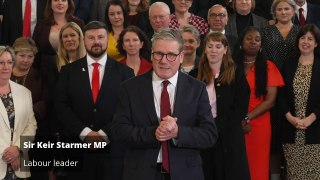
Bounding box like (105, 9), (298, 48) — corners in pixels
(152, 39), (183, 79)
(149, 6), (170, 32)
(208, 6), (228, 32)
(84, 28), (108, 59)
(294, 0), (306, 6)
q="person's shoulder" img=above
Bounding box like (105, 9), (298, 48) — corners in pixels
(9, 80), (31, 95)
(179, 71), (205, 87)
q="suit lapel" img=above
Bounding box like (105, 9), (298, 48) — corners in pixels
(0, 96), (10, 129)
(96, 57), (114, 105)
(172, 72), (188, 120)
(78, 58), (94, 105)
(16, 0), (23, 26)
(140, 71), (159, 125)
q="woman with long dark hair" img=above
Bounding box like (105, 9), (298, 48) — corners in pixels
(233, 26), (284, 180)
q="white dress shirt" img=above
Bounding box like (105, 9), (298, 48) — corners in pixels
(80, 53), (109, 143)
(152, 71), (179, 163)
(295, 2), (308, 20)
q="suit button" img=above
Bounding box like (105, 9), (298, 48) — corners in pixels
(217, 94), (221, 98)
(90, 124), (94, 128)
(93, 108), (97, 112)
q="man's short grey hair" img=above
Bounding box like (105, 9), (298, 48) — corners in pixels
(149, 2), (170, 16)
(180, 25), (200, 42)
(207, 4), (228, 19)
(151, 28), (184, 52)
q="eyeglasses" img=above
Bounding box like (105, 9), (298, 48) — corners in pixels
(150, 15), (169, 21)
(152, 52), (181, 62)
(209, 13), (227, 18)
(176, 0), (192, 3)
(0, 61), (14, 66)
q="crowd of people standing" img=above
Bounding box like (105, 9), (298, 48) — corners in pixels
(0, 0), (320, 180)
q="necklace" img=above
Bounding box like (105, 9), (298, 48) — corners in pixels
(243, 60), (256, 64)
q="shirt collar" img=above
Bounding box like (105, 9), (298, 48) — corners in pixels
(296, 2), (307, 12)
(209, 29), (225, 34)
(152, 70), (179, 88)
(86, 53), (107, 66)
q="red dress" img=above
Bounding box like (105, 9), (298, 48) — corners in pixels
(119, 57), (152, 75)
(245, 61), (284, 180)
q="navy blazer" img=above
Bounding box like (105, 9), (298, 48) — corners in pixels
(294, 3), (320, 29)
(55, 56), (134, 155)
(278, 57), (320, 144)
(74, 0), (92, 23)
(1, 0), (47, 45)
(111, 70), (218, 180)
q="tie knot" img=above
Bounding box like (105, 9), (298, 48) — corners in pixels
(162, 80), (170, 88)
(299, 8), (304, 13)
(93, 63), (99, 68)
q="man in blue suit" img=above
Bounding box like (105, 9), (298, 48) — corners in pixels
(111, 28), (218, 180)
(294, 0), (320, 28)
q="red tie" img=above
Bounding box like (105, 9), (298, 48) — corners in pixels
(161, 80), (170, 173)
(23, 0), (31, 37)
(299, 8), (306, 26)
(92, 63), (100, 103)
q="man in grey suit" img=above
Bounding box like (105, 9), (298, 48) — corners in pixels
(111, 28), (218, 180)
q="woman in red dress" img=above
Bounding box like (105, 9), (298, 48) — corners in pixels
(233, 27), (284, 180)
(117, 25), (152, 76)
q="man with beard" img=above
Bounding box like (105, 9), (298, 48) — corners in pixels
(55, 21), (134, 180)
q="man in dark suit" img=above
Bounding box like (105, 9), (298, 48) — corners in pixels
(74, 0), (92, 23)
(89, 0), (108, 23)
(207, 4), (237, 52)
(111, 28), (218, 180)
(55, 21), (134, 180)
(147, 2), (170, 39)
(294, 0), (320, 29)
(1, 0), (47, 45)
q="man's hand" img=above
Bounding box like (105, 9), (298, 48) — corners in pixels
(84, 131), (105, 144)
(155, 116), (178, 141)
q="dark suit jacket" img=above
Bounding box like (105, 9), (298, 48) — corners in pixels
(278, 57), (320, 144)
(89, 0), (109, 22)
(111, 70), (218, 180)
(55, 56), (134, 152)
(32, 17), (84, 70)
(190, 67), (250, 180)
(189, 0), (226, 20)
(74, 0), (93, 23)
(1, 0), (47, 45)
(225, 13), (268, 39)
(294, 3), (320, 29)
(307, 0), (320, 6)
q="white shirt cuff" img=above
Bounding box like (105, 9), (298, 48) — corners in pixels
(80, 127), (92, 141)
(98, 129), (110, 144)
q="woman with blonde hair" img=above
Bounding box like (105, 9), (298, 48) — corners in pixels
(56, 22), (86, 71)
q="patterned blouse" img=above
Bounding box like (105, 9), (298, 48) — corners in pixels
(169, 13), (209, 35)
(261, 24), (300, 69)
(1, 92), (15, 139)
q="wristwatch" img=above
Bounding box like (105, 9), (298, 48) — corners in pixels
(244, 115), (250, 123)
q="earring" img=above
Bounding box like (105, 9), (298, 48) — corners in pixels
(240, 46), (242, 49)
(259, 48), (262, 53)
